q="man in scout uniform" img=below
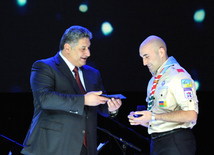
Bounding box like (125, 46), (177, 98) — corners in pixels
(128, 35), (198, 155)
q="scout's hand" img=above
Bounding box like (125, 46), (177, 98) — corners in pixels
(128, 111), (141, 125)
(128, 111), (151, 127)
(84, 91), (109, 106)
(107, 98), (122, 112)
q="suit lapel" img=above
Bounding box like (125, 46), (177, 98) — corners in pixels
(54, 52), (82, 94)
(82, 66), (93, 93)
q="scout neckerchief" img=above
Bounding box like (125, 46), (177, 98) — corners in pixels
(147, 60), (173, 111)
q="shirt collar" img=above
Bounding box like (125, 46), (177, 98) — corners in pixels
(59, 51), (76, 72)
(154, 56), (179, 77)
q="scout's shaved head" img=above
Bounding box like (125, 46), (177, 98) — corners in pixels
(139, 35), (167, 54)
(139, 35), (168, 75)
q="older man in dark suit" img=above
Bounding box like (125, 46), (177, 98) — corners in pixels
(21, 26), (122, 155)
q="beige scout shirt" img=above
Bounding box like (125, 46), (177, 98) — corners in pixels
(146, 56), (199, 134)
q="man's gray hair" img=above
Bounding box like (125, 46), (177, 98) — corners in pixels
(59, 25), (92, 50)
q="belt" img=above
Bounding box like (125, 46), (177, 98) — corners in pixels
(151, 128), (190, 140)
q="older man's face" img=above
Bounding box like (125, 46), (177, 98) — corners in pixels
(67, 37), (91, 67)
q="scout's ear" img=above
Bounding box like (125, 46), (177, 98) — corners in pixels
(158, 47), (166, 58)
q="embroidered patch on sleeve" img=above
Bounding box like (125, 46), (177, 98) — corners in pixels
(159, 101), (167, 107)
(181, 79), (192, 88)
(184, 88), (193, 99)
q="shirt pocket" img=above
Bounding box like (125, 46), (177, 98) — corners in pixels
(156, 86), (168, 98)
(155, 86), (168, 108)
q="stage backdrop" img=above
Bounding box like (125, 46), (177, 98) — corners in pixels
(1, 0), (213, 92)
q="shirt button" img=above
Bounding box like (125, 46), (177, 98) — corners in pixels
(82, 130), (85, 134)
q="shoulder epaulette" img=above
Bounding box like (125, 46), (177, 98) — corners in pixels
(176, 69), (185, 73)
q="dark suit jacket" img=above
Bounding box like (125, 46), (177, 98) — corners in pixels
(21, 53), (110, 155)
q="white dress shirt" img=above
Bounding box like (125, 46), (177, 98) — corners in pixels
(59, 51), (87, 91)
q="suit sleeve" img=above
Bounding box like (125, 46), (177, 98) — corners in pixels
(30, 60), (84, 115)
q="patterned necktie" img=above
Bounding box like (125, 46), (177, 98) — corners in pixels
(147, 65), (171, 111)
(73, 67), (87, 147)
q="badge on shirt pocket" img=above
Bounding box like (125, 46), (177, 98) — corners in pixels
(159, 101), (167, 107)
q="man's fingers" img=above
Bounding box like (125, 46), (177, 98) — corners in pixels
(128, 111), (135, 118)
(107, 98), (122, 112)
(107, 100), (115, 107)
(92, 91), (103, 95)
(108, 98), (121, 107)
(131, 122), (141, 125)
(129, 119), (141, 125)
(84, 91), (109, 106)
(92, 91), (109, 103)
(134, 111), (144, 115)
(97, 96), (109, 104)
(99, 96), (109, 102)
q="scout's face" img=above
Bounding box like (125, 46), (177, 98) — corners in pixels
(64, 37), (91, 67)
(139, 44), (163, 75)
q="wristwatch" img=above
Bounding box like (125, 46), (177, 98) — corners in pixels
(151, 112), (156, 122)
(109, 109), (118, 117)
